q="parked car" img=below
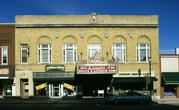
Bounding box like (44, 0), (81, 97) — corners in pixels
(107, 91), (152, 104)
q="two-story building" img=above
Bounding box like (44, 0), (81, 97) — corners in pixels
(14, 13), (160, 98)
(0, 23), (15, 97)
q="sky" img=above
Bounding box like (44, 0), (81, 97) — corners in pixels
(0, 0), (179, 53)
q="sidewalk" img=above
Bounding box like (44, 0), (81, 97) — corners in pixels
(153, 98), (179, 104)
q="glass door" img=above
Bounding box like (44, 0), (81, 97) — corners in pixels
(49, 84), (62, 98)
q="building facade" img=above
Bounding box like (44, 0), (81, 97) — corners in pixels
(160, 51), (179, 98)
(0, 23), (15, 97)
(14, 14), (160, 98)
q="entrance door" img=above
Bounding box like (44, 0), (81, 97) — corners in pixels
(20, 79), (29, 97)
(49, 84), (63, 98)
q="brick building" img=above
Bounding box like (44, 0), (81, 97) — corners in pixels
(0, 23), (15, 97)
(14, 13), (160, 98)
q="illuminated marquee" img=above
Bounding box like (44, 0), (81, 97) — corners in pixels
(78, 65), (117, 74)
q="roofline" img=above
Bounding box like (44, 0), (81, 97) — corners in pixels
(160, 54), (179, 56)
(0, 23), (15, 25)
(16, 23), (158, 28)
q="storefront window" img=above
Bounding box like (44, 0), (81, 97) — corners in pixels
(63, 44), (77, 63)
(137, 44), (150, 62)
(1, 47), (8, 65)
(21, 44), (28, 63)
(112, 44), (126, 62)
(39, 44), (51, 63)
(88, 43), (101, 59)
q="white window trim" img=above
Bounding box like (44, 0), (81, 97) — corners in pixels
(1, 46), (8, 65)
(63, 44), (77, 64)
(87, 43), (101, 59)
(136, 44), (150, 63)
(38, 44), (51, 64)
(112, 43), (126, 63)
(20, 44), (28, 64)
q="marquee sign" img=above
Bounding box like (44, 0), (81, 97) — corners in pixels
(78, 65), (117, 74)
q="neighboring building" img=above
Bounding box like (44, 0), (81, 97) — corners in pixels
(15, 13), (160, 98)
(160, 49), (179, 98)
(0, 23), (15, 97)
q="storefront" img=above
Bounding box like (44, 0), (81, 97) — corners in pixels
(33, 65), (75, 98)
(113, 72), (157, 95)
(0, 66), (15, 97)
(161, 72), (179, 98)
(76, 60), (117, 97)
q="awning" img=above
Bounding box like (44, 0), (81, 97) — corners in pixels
(33, 72), (74, 82)
(114, 77), (157, 83)
(162, 72), (179, 85)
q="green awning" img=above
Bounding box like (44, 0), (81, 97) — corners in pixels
(33, 78), (74, 82)
(114, 77), (157, 83)
(33, 72), (74, 82)
(162, 72), (179, 85)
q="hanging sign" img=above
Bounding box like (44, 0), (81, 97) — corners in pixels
(35, 83), (47, 90)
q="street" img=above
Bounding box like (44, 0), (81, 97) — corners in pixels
(0, 103), (179, 110)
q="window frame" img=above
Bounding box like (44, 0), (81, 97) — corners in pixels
(38, 44), (51, 64)
(112, 43), (126, 63)
(136, 43), (150, 62)
(1, 46), (8, 65)
(20, 44), (28, 64)
(63, 43), (77, 64)
(87, 43), (101, 59)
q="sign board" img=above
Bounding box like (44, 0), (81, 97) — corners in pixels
(0, 68), (9, 75)
(45, 65), (65, 73)
(78, 65), (117, 74)
(35, 83), (47, 90)
(64, 83), (75, 91)
(113, 72), (155, 78)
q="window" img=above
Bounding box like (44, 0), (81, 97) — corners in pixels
(1, 47), (8, 65)
(137, 44), (150, 62)
(21, 44), (28, 63)
(39, 44), (51, 63)
(88, 44), (101, 59)
(112, 44), (126, 62)
(63, 44), (77, 63)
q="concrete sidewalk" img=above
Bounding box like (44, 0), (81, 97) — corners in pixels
(153, 98), (179, 104)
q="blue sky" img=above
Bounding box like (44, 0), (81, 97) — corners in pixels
(0, 0), (179, 53)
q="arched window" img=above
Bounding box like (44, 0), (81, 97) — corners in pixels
(87, 35), (102, 59)
(62, 36), (77, 63)
(37, 36), (52, 63)
(136, 36), (151, 62)
(112, 36), (127, 63)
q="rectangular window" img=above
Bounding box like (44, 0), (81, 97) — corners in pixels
(112, 44), (126, 62)
(88, 44), (101, 59)
(21, 44), (28, 63)
(63, 44), (77, 63)
(39, 44), (51, 63)
(137, 44), (150, 62)
(1, 47), (8, 65)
